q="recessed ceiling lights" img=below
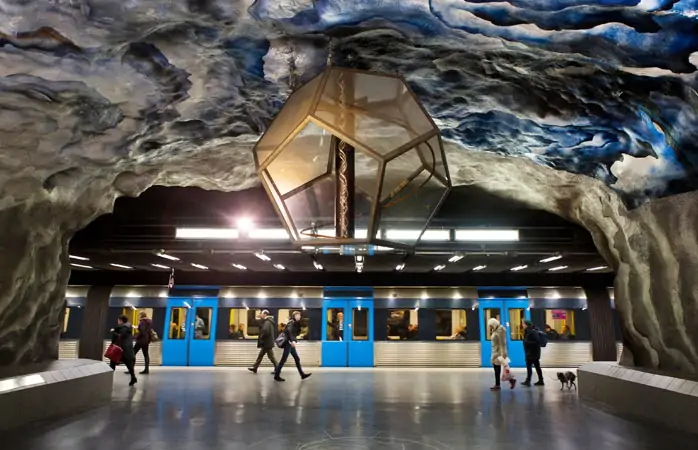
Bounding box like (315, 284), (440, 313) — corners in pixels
(151, 264), (170, 269)
(254, 252), (271, 262)
(395, 263), (405, 271)
(273, 264), (285, 270)
(110, 263), (133, 269)
(156, 252), (180, 261)
(548, 265), (568, 271)
(69, 255), (89, 261)
(511, 265), (528, 271)
(232, 263), (247, 270)
(175, 228), (239, 240)
(540, 255), (562, 263)
(313, 261), (324, 271)
(70, 263), (93, 269)
(472, 265), (487, 271)
(448, 255), (464, 263)
(586, 266), (608, 271)
(356, 255), (364, 262)
(191, 263), (208, 270)
(236, 217), (254, 231)
(433, 265), (446, 271)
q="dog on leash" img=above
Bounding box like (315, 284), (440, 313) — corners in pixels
(557, 371), (577, 390)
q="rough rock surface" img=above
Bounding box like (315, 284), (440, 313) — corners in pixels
(0, 1), (697, 372)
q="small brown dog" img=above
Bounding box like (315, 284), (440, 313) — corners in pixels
(557, 371), (577, 390)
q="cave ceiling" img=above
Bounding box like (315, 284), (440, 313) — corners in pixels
(1, 1), (698, 208)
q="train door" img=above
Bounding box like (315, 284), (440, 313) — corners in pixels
(321, 299), (374, 367)
(479, 299), (529, 368)
(162, 298), (218, 366)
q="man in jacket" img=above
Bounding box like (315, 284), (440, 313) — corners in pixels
(522, 320), (545, 386)
(274, 311), (312, 382)
(248, 310), (277, 374)
(134, 311), (153, 375)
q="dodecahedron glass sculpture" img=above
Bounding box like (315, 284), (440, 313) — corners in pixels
(254, 67), (451, 249)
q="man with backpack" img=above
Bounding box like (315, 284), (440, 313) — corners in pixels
(522, 320), (545, 386)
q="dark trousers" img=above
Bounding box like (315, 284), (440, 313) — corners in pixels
(526, 359), (543, 382)
(134, 342), (150, 372)
(111, 358), (136, 380)
(253, 348), (277, 370)
(275, 345), (304, 377)
(493, 364), (501, 387)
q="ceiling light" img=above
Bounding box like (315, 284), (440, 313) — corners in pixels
(232, 264), (247, 270)
(548, 265), (568, 271)
(175, 228), (239, 240)
(313, 261), (324, 271)
(395, 263), (405, 271)
(156, 252), (180, 261)
(356, 266), (363, 273)
(273, 264), (285, 270)
(511, 265), (528, 271)
(236, 217), (254, 231)
(254, 252), (271, 261)
(248, 228), (290, 240)
(455, 229), (519, 242)
(384, 229), (449, 241)
(356, 255), (364, 262)
(151, 264), (170, 269)
(191, 263), (208, 270)
(448, 255), (464, 263)
(433, 265), (446, 271)
(70, 263), (93, 269)
(472, 265), (487, 271)
(586, 266), (608, 271)
(69, 255), (89, 261)
(540, 255), (562, 263)
(110, 263), (133, 269)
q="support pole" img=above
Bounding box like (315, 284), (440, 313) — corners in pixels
(333, 135), (355, 239)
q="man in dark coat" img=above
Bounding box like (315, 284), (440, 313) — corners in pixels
(274, 311), (312, 382)
(522, 320), (544, 386)
(134, 311), (153, 374)
(111, 314), (137, 386)
(248, 310), (277, 374)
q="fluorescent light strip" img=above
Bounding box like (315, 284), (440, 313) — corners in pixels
(455, 229), (519, 242)
(232, 264), (247, 270)
(110, 263), (133, 269)
(273, 264), (285, 270)
(191, 263), (208, 270)
(248, 228), (290, 240)
(156, 252), (180, 261)
(71, 263), (93, 269)
(384, 229), (450, 241)
(448, 255), (464, 263)
(540, 255), (562, 263)
(472, 265), (487, 271)
(548, 265), (568, 271)
(433, 265), (446, 271)
(175, 228), (239, 240)
(586, 266), (608, 271)
(395, 263), (405, 271)
(151, 264), (170, 269)
(69, 255), (89, 261)
(254, 253), (271, 261)
(510, 265), (528, 271)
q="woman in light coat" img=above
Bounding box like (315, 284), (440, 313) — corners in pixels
(489, 317), (516, 390)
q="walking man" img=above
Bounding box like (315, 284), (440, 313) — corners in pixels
(522, 320), (545, 386)
(274, 311), (312, 382)
(248, 310), (277, 373)
(132, 311), (153, 375)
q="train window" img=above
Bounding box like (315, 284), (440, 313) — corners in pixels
(228, 309), (262, 339)
(386, 309), (418, 340)
(508, 309), (525, 341)
(279, 309), (312, 340)
(353, 308), (368, 340)
(193, 307), (212, 340)
(545, 309), (576, 340)
(435, 310), (467, 340)
(484, 308), (501, 340)
(169, 307), (187, 340)
(326, 308), (345, 341)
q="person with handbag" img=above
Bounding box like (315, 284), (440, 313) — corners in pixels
(134, 311), (154, 375)
(110, 314), (137, 386)
(489, 317), (516, 391)
(274, 311), (312, 382)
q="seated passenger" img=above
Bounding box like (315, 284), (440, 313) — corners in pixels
(228, 324), (243, 339)
(545, 324), (560, 340)
(407, 324), (419, 340)
(450, 326), (467, 340)
(237, 323), (247, 339)
(560, 324), (574, 340)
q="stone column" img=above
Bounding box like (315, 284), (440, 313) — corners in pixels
(584, 286), (617, 362)
(78, 285), (113, 361)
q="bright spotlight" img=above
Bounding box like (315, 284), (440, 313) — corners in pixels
(237, 217), (254, 231)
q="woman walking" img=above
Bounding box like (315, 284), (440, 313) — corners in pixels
(110, 314), (137, 386)
(489, 317), (516, 391)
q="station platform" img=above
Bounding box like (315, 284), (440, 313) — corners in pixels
(2, 368), (694, 449)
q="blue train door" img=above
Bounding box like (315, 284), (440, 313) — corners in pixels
(162, 298), (218, 366)
(479, 299), (530, 368)
(322, 299), (374, 367)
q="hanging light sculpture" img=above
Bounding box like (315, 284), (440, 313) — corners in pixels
(254, 64), (451, 251)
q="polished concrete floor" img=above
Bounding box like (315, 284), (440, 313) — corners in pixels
(2, 368), (695, 449)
